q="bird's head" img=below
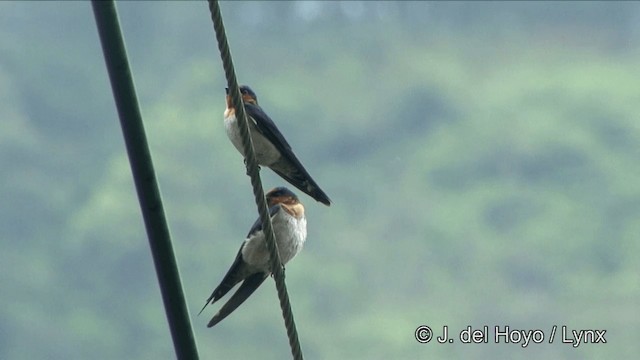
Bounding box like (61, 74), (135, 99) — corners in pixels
(266, 187), (300, 207)
(225, 85), (258, 106)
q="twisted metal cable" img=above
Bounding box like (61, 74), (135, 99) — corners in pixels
(207, 1), (303, 359)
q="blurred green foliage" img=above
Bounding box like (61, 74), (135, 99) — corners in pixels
(1, 1), (639, 359)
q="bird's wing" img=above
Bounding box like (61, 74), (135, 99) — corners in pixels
(244, 103), (313, 179)
(245, 102), (294, 152)
(245, 203), (282, 238)
(245, 103), (331, 205)
(269, 163), (331, 205)
(199, 205), (282, 316)
(198, 244), (247, 316)
(207, 272), (269, 327)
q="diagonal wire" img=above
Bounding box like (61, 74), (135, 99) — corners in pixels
(92, 1), (199, 359)
(207, 1), (303, 359)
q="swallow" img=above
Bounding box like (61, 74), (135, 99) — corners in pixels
(199, 187), (307, 327)
(224, 85), (331, 206)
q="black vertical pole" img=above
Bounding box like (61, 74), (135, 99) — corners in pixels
(91, 2), (199, 359)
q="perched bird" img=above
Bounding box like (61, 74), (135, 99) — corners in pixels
(224, 85), (331, 206)
(199, 187), (307, 327)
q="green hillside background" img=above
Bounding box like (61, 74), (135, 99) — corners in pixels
(1, 1), (639, 359)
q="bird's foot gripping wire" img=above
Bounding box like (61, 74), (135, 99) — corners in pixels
(243, 158), (261, 175)
(271, 265), (286, 278)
